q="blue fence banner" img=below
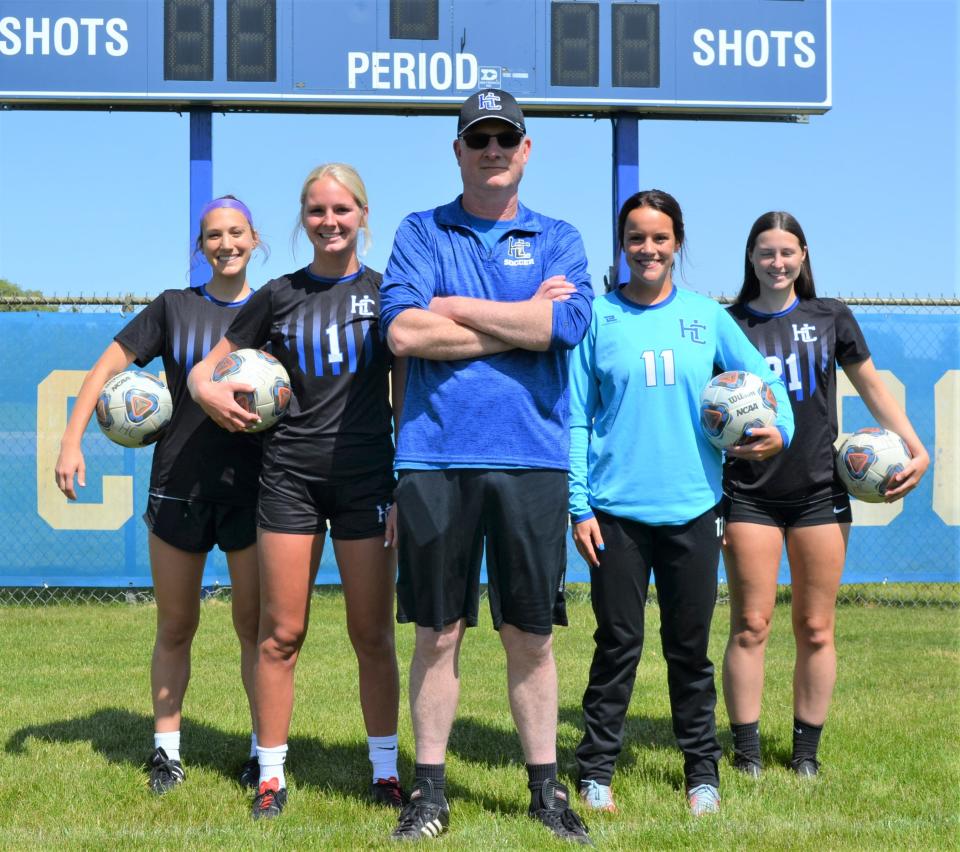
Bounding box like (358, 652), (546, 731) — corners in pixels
(1, 310), (957, 588)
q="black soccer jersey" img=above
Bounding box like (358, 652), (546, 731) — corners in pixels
(723, 297), (870, 500)
(114, 286), (263, 505)
(224, 266), (394, 480)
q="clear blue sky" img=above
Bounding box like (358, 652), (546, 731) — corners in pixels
(0, 0), (956, 300)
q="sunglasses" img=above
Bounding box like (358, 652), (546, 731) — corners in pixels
(459, 130), (524, 150)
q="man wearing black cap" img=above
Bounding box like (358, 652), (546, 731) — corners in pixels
(379, 89), (594, 843)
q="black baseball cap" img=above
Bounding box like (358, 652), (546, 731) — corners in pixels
(457, 89), (526, 136)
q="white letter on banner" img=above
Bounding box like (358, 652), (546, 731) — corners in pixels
(36, 370), (133, 531)
(429, 53), (452, 90)
(692, 28), (714, 66)
(769, 30), (791, 67)
(745, 30), (768, 68)
(26, 16), (51, 55)
(934, 371), (959, 526)
(348, 52), (369, 89)
(54, 17), (79, 56)
(105, 17), (127, 56)
(456, 53), (477, 89)
(717, 29), (742, 67)
(394, 52), (415, 89)
(835, 369), (905, 526)
(794, 31), (816, 68)
(0, 17), (23, 56)
(80, 18), (104, 55)
(371, 51), (390, 89)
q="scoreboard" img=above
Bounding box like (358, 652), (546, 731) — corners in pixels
(0, 0), (831, 116)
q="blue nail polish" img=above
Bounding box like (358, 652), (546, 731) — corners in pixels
(597, 543), (605, 551)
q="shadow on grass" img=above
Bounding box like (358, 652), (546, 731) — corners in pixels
(4, 707), (386, 801)
(438, 707), (686, 808)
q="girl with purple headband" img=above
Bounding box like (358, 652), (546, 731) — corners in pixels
(56, 196), (266, 794)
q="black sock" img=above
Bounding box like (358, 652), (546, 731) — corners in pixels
(792, 718), (823, 763)
(731, 721), (761, 762)
(413, 763), (446, 799)
(527, 762), (558, 795)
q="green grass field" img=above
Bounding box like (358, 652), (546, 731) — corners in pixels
(2, 589), (958, 849)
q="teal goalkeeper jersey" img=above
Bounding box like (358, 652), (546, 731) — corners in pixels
(568, 287), (794, 525)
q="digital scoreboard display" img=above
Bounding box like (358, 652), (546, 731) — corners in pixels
(0, 0), (831, 115)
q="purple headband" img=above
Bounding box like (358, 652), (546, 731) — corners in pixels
(200, 197), (254, 226)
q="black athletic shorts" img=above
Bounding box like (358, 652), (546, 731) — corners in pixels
(395, 469), (569, 635)
(144, 494), (257, 553)
(722, 484), (852, 528)
(257, 463), (395, 540)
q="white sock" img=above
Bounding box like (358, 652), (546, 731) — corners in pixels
(368, 734), (399, 781)
(257, 743), (288, 789)
(154, 730), (181, 762)
(250, 733), (258, 759)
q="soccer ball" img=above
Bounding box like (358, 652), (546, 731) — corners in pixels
(836, 427), (912, 503)
(211, 348), (291, 433)
(700, 370), (778, 450)
(96, 370), (173, 448)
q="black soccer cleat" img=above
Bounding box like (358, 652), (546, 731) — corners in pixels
(370, 776), (407, 809)
(390, 778), (449, 841)
(733, 752), (762, 778)
(147, 746), (185, 794)
(252, 778), (288, 820)
(238, 756), (259, 789)
(529, 779), (592, 845)
(791, 757), (820, 778)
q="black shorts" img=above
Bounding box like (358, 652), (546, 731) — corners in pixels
(722, 484), (852, 528)
(395, 469), (569, 635)
(144, 494), (257, 553)
(257, 464), (395, 540)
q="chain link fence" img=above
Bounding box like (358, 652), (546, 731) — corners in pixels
(1, 295), (957, 608)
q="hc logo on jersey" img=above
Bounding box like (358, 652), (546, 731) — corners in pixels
(377, 501), (393, 524)
(351, 294), (375, 316)
(504, 237), (534, 267)
(478, 91), (502, 111)
(793, 322), (818, 342)
(680, 319), (706, 344)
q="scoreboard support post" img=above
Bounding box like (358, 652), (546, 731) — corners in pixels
(611, 114), (639, 288)
(189, 109), (213, 286)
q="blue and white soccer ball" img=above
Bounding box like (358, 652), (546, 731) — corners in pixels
(836, 427), (912, 503)
(212, 348), (291, 433)
(700, 370), (778, 450)
(96, 370), (173, 448)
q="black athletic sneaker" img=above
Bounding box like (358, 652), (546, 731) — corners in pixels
(529, 779), (592, 845)
(252, 778), (288, 820)
(238, 757), (259, 789)
(371, 776), (407, 808)
(733, 752), (762, 778)
(147, 747), (184, 794)
(390, 778), (449, 841)
(791, 757), (820, 778)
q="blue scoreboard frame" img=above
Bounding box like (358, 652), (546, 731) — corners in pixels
(0, 0), (831, 115)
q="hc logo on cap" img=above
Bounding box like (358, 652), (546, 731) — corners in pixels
(478, 91), (502, 111)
